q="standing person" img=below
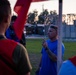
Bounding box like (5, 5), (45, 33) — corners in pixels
(20, 32), (26, 47)
(36, 25), (65, 75)
(5, 15), (26, 47)
(0, 0), (32, 75)
(58, 56), (76, 75)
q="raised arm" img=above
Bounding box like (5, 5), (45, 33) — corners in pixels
(42, 39), (57, 62)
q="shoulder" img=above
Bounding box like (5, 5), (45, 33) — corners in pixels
(61, 60), (75, 69)
(13, 43), (32, 74)
(62, 42), (65, 48)
(62, 60), (71, 66)
(13, 43), (27, 57)
(15, 43), (26, 50)
(12, 42), (28, 62)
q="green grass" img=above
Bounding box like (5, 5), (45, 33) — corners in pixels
(26, 39), (76, 75)
(26, 39), (43, 53)
(26, 39), (42, 75)
(63, 42), (76, 60)
(26, 39), (76, 59)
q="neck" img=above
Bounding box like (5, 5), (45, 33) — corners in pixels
(50, 37), (57, 42)
(0, 29), (5, 36)
(0, 33), (5, 37)
(0, 24), (7, 36)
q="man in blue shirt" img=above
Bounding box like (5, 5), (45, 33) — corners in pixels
(36, 25), (65, 75)
(5, 16), (20, 42)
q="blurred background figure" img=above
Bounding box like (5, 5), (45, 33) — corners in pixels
(58, 56), (76, 75)
(5, 15), (26, 47)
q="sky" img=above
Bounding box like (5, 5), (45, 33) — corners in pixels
(8, 0), (76, 15)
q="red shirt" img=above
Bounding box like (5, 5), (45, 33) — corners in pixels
(0, 39), (17, 75)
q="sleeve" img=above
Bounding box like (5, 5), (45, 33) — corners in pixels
(62, 43), (65, 56)
(12, 43), (32, 75)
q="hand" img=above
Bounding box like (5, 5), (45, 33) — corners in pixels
(42, 39), (48, 48)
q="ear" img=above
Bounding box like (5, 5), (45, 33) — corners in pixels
(4, 15), (11, 25)
(4, 17), (8, 23)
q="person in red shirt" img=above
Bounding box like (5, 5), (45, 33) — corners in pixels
(0, 0), (32, 75)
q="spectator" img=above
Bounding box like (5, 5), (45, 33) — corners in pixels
(58, 56), (76, 75)
(5, 15), (26, 47)
(0, 0), (32, 75)
(36, 25), (65, 75)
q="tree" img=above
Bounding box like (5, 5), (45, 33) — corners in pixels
(27, 10), (38, 24)
(38, 9), (49, 24)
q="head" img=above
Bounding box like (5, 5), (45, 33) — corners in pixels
(10, 15), (17, 26)
(11, 15), (17, 22)
(47, 25), (58, 41)
(0, 0), (11, 30)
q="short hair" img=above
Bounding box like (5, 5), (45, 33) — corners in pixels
(11, 15), (17, 22)
(0, 0), (11, 24)
(49, 25), (58, 31)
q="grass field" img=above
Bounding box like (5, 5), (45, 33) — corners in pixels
(26, 39), (76, 75)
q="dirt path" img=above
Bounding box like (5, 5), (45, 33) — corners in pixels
(29, 53), (41, 75)
(29, 53), (41, 68)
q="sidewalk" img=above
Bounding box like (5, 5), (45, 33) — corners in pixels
(26, 34), (47, 39)
(26, 34), (76, 41)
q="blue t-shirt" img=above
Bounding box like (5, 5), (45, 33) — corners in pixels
(6, 27), (20, 42)
(58, 60), (76, 75)
(39, 39), (65, 75)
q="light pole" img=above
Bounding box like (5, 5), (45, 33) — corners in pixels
(57, 0), (63, 75)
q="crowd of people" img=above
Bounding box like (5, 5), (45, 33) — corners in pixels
(0, 0), (76, 75)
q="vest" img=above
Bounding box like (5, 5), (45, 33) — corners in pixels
(69, 56), (76, 66)
(0, 39), (18, 75)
